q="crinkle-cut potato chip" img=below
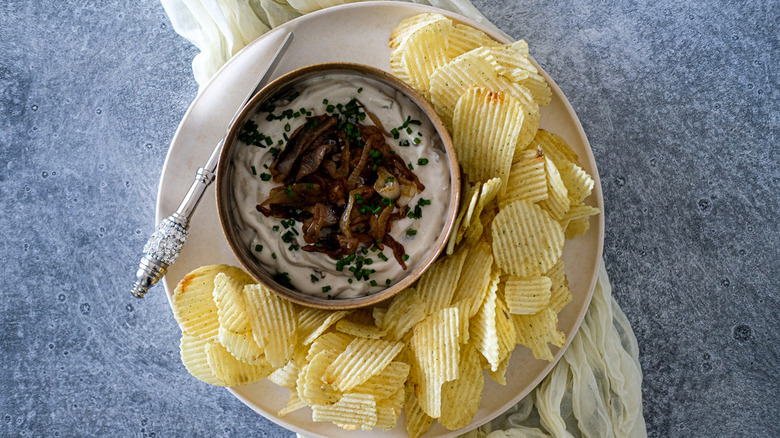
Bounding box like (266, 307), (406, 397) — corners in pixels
(243, 283), (297, 368)
(268, 360), (299, 389)
(417, 244), (469, 315)
(440, 344), (484, 430)
(494, 296), (517, 362)
(469, 281), (501, 371)
(450, 299), (472, 344)
(545, 259), (572, 313)
(306, 331), (354, 362)
(389, 12), (450, 49)
(504, 276), (552, 315)
(375, 388), (405, 430)
(205, 340), (272, 386)
(278, 390), (307, 417)
(323, 338), (404, 392)
(212, 271), (254, 333)
(463, 178), (502, 243)
(382, 287), (427, 342)
(351, 361), (410, 401)
(311, 393), (378, 429)
(446, 23), (501, 59)
(399, 20), (452, 95)
(538, 157), (570, 221)
(372, 307), (387, 329)
(411, 307), (461, 417)
(488, 351), (511, 386)
(452, 87), (523, 190)
(492, 199), (565, 277)
(513, 308), (566, 362)
(217, 326), (267, 366)
(559, 160), (595, 204)
(564, 202), (601, 222)
(565, 216), (592, 239)
(180, 334), (224, 386)
(405, 381), (434, 438)
(472, 41), (552, 106)
(172, 264), (246, 340)
(532, 129), (580, 167)
(296, 307), (351, 345)
(300, 350), (341, 406)
(452, 239), (494, 318)
(336, 318), (387, 339)
(448, 182), (480, 252)
(500, 146), (548, 207)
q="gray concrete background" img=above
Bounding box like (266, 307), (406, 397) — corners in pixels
(1, 0), (777, 437)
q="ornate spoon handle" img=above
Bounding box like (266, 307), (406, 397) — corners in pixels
(131, 32), (293, 298)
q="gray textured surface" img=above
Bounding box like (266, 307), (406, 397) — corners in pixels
(1, 0), (777, 437)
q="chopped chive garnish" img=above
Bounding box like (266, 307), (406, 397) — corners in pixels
(408, 163), (414, 170)
(406, 229), (417, 236)
(377, 252), (388, 261)
(251, 166), (257, 175)
(385, 279), (391, 285)
(255, 244), (263, 252)
(417, 158), (429, 165)
(370, 280), (377, 287)
(348, 278), (353, 283)
(413, 137), (421, 145)
(271, 252), (277, 259)
(402, 254), (409, 261)
(322, 285), (331, 293)
(406, 127), (412, 134)
(358, 87), (363, 93)
(260, 173), (272, 181)
(284, 123), (290, 132)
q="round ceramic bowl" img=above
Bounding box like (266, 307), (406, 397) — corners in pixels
(216, 63), (460, 309)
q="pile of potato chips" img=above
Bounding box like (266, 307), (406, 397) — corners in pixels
(171, 13), (599, 437)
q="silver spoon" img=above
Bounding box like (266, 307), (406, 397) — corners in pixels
(130, 31), (294, 298)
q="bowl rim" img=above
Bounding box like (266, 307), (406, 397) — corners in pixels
(215, 62), (461, 309)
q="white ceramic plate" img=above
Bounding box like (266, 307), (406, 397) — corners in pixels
(158, 2), (604, 437)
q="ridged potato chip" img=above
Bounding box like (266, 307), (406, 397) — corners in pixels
(488, 351), (511, 385)
(323, 338), (404, 392)
(532, 129), (580, 166)
(297, 307), (351, 345)
(212, 271), (254, 333)
(205, 341), (272, 386)
(411, 307), (461, 417)
(451, 239), (494, 318)
(463, 177), (502, 242)
(545, 259), (572, 313)
(452, 87), (523, 189)
(399, 20), (452, 94)
(440, 344), (484, 430)
(180, 334), (224, 386)
(499, 146), (548, 207)
(244, 283), (298, 368)
(375, 388), (405, 430)
(417, 244), (469, 315)
(449, 182), (480, 252)
(311, 393), (378, 429)
(382, 287), (427, 342)
(278, 390), (306, 417)
(372, 307), (387, 328)
(446, 23), (500, 59)
(299, 350), (341, 406)
(472, 41), (552, 106)
(217, 325), (267, 366)
(405, 381), (434, 438)
(559, 161), (595, 204)
(306, 331), (354, 362)
(172, 264), (246, 340)
(513, 308), (566, 361)
(565, 216), (591, 239)
(336, 318), (387, 339)
(504, 276), (552, 314)
(469, 281), (500, 371)
(351, 361), (410, 401)
(268, 360), (299, 389)
(492, 199), (564, 277)
(538, 157), (570, 220)
(389, 12), (450, 49)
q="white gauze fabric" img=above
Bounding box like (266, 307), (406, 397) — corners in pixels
(159, 1), (647, 436)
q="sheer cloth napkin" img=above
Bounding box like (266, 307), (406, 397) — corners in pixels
(159, 1), (647, 435)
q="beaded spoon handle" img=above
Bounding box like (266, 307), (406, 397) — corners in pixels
(130, 32), (294, 298)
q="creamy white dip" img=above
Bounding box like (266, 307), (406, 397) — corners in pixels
(231, 74), (450, 299)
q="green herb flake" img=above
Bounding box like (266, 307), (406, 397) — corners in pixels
(322, 285), (332, 293)
(254, 244), (263, 252)
(406, 229), (417, 236)
(417, 158), (429, 166)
